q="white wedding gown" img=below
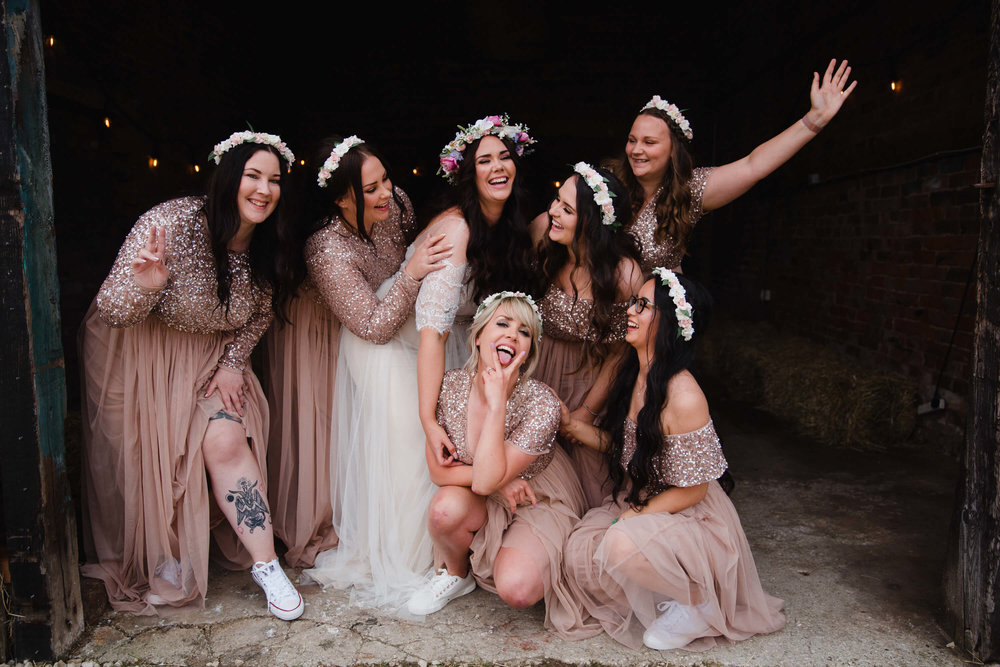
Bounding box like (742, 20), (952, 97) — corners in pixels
(304, 242), (472, 613)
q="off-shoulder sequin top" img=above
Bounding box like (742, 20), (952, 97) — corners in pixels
(537, 284), (628, 344)
(304, 187), (419, 344)
(621, 418), (728, 494)
(96, 196), (272, 371)
(627, 167), (715, 273)
(436, 369), (560, 480)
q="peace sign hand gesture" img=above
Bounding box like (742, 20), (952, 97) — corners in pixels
(808, 59), (858, 127)
(131, 224), (169, 291)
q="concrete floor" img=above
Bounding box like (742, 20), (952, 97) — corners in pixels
(68, 401), (969, 666)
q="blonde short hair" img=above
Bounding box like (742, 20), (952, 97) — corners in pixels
(464, 295), (542, 377)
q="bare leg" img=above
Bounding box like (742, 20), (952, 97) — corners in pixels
(203, 416), (277, 564)
(494, 544), (544, 609)
(603, 525), (701, 605)
(427, 486), (487, 576)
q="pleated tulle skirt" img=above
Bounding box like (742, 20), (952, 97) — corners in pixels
(533, 336), (613, 509)
(552, 481), (785, 650)
(79, 301), (268, 614)
(304, 276), (468, 613)
(263, 291), (340, 568)
(461, 445), (586, 628)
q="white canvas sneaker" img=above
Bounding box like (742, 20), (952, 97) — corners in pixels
(406, 568), (476, 615)
(642, 600), (711, 650)
(251, 559), (304, 621)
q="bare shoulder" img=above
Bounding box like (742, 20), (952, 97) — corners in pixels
(426, 207), (469, 244)
(661, 371), (710, 434)
(615, 256), (644, 300)
(529, 212), (550, 245)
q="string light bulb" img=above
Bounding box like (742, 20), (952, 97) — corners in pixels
(890, 80), (903, 93)
(148, 157), (158, 168)
(194, 164), (200, 173)
(47, 35), (55, 47)
(299, 159), (305, 166)
(554, 180), (561, 188)
(104, 117), (111, 128)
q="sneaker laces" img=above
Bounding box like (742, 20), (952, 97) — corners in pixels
(429, 568), (462, 597)
(256, 562), (297, 598)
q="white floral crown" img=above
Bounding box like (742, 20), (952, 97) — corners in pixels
(317, 136), (365, 188)
(572, 161), (618, 227)
(475, 290), (542, 338)
(209, 131), (295, 166)
(640, 95), (693, 141)
(651, 267), (694, 341)
(438, 114), (536, 183)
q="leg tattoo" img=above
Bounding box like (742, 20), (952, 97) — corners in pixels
(226, 477), (269, 533)
(209, 410), (243, 424)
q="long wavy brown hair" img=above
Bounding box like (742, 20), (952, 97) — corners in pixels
(611, 108), (696, 255)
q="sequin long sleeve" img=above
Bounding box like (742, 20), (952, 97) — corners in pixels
(305, 190), (419, 345)
(96, 197), (273, 372)
(96, 199), (187, 328)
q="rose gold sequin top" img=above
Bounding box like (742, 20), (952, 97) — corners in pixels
(621, 418), (728, 493)
(627, 167), (715, 273)
(96, 196), (272, 371)
(537, 284), (628, 344)
(436, 369), (560, 480)
(304, 187), (420, 344)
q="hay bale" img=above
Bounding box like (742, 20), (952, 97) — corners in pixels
(700, 317), (917, 449)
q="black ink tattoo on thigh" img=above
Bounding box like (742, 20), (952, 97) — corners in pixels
(209, 410), (242, 424)
(226, 478), (269, 533)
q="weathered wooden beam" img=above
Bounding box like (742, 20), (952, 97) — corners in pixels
(945, 0), (1000, 660)
(0, 0), (83, 660)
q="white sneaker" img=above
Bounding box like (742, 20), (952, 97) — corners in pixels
(642, 600), (711, 650)
(406, 568), (476, 615)
(251, 559), (304, 621)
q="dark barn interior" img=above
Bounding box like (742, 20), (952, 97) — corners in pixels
(1, 0), (995, 662)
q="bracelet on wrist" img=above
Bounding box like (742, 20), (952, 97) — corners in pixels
(801, 114), (822, 133)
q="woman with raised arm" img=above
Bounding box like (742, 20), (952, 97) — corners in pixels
(531, 162), (643, 508)
(617, 58), (857, 272)
(406, 292), (586, 625)
(80, 132), (303, 620)
(265, 136), (449, 568)
(304, 117), (536, 610)
(553, 271), (785, 650)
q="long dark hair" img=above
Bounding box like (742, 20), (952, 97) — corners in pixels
(603, 273), (712, 508)
(273, 137), (405, 321)
(611, 108), (695, 254)
(444, 134), (538, 301)
(536, 167), (639, 370)
(203, 142), (287, 319)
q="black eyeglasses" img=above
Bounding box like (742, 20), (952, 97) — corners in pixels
(627, 295), (656, 314)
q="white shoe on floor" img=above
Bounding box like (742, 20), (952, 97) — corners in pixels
(642, 600), (711, 650)
(407, 568), (476, 615)
(251, 559), (304, 621)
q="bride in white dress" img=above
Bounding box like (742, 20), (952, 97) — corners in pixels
(305, 116), (540, 612)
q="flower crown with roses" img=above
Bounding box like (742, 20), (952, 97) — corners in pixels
(572, 161), (618, 228)
(475, 291), (542, 339)
(651, 267), (694, 341)
(208, 131), (295, 167)
(317, 136), (365, 188)
(640, 95), (693, 141)
(438, 114), (536, 183)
